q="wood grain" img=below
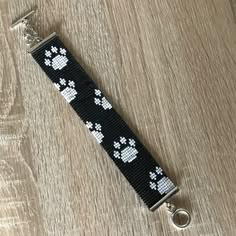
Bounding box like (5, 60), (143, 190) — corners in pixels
(1, 0), (236, 235)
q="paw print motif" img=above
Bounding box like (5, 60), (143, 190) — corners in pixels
(86, 121), (104, 144)
(113, 137), (138, 163)
(94, 89), (112, 110)
(44, 46), (68, 70)
(149, 166), (175, 195)
(54, 78), (77, 103)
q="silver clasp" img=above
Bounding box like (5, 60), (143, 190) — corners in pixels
(10, 9), (42, 48)
(166, 202), (191, 229)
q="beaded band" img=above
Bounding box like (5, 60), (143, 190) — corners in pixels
(30, 33), (178, 210)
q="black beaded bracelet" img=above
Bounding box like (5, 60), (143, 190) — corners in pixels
(30, 33), (178, 210)
(10, 9), (191, 229)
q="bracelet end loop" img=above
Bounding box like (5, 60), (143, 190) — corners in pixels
(166, 202), (191, 229)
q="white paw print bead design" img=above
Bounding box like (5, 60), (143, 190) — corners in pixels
(113, 137), (138, 163)
(44, 46), (68, 70)
(94, 89), (112, 110)
(86, 121), (104, 144)
(54, 78), (77, 103)
(149, 167), (175, 195)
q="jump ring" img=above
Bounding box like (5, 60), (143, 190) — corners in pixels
(171, 208), (191, 229)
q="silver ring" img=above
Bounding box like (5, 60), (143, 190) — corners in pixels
(171, 208), (191, 229)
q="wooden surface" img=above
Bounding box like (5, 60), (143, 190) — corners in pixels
(0, 0), (236, 235)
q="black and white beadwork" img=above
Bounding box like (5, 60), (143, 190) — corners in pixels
(113, 137), (138, 163)
(86, 121), (104, 144)
(94, 89), (112, 110)
(31, 34), (177, 210)
(45, 46), (68, 70)
(149, 167), (175, 195)
(54, 78), (77, 103)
